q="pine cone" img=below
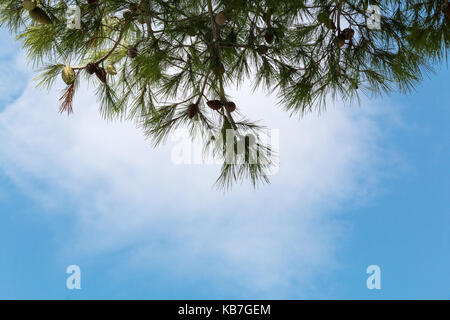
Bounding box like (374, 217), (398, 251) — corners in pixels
(105, 64), (117, 75)
(61, 66), (75, 85)
(187, 103), (199, 119)
(446, 5), (450, 20)
(215, 12), (227, 26)
(129, 3), (138, 12)
(342, 28), (355, 41)
(257, 45), (269, 55)
(224, 102), (236, 113)
(95, 67), (107, 83)
(207, 100), (223, 111)
(264, 31), (275, 44)
(334, 35), (346, 48)
(22, 0), (36, 11)
(29, 7), (52, 25)
(86, 62), (97, 75)
(87, 0), (98, 6)
(122, 10), (134, 21)
(128, 47), (138, 58)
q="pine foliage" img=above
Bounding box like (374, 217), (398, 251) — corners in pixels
(1, 0), (449, 189)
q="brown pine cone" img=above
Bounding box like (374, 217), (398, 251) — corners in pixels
(257, 45), (269, 55)
(215, 12), (227, 26)
(95, 67), (107, 83)
(335, 35), (346, 48)
(187, 103), (199, 119)
(128, 47), (138, 58)
(86, 62), (97, 75)
(207, 100), (223, 111)
(122, 10), (134, 20)
(129, 4), (140, 14)
(342, 28), (355, 41)
(264, 31), (274, 44)
(224, 102), (236, 112)
(29, 7), (52, 24)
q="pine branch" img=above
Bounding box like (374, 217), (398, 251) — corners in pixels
(1, 0), (449, 189)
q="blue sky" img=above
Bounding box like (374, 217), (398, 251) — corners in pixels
(0, 28), (449, 300)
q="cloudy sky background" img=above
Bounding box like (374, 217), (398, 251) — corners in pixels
(0, 29), (449, 299)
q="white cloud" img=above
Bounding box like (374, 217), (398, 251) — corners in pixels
(0, 73), (390, 297)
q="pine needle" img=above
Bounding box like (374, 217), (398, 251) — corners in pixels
(59, 82), (76, 115)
